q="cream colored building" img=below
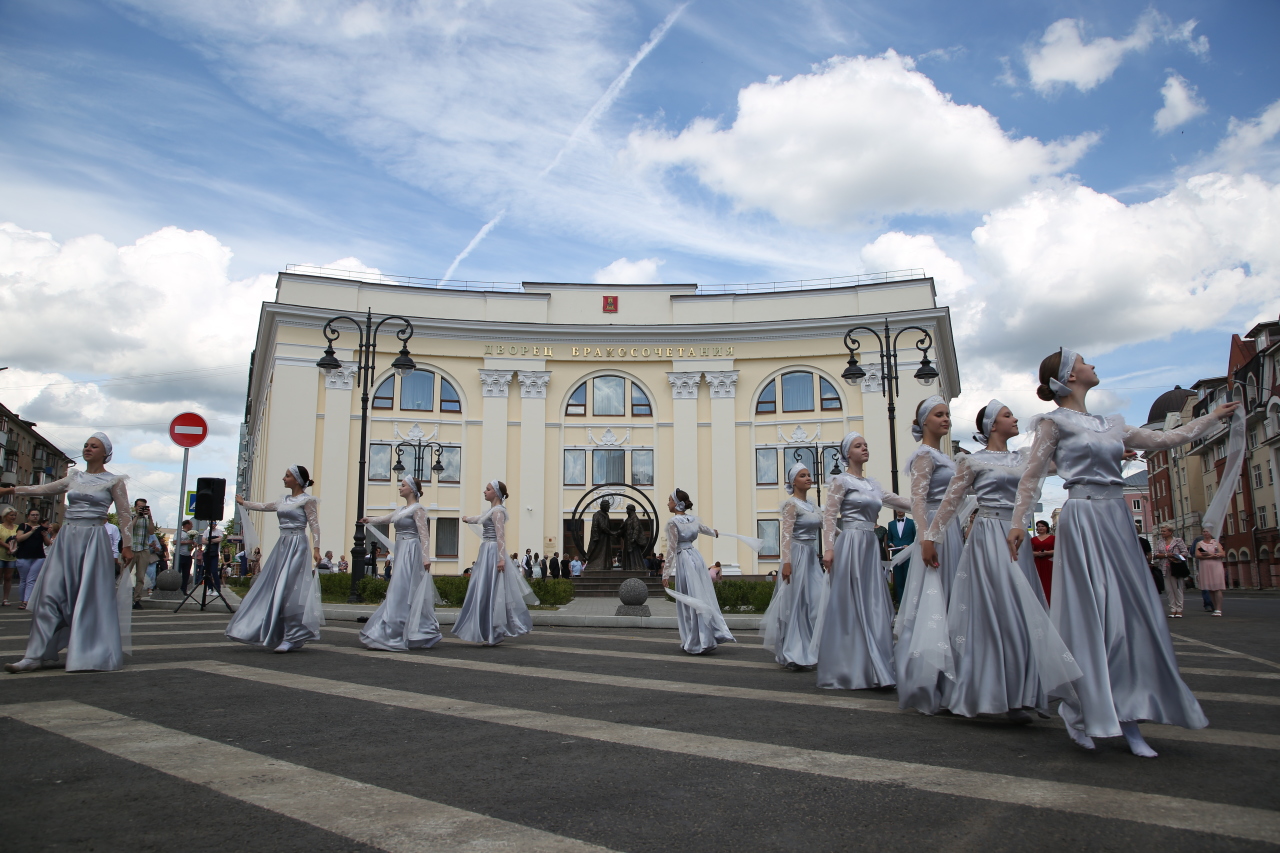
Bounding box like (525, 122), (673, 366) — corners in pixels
(241, 270), (959, 575)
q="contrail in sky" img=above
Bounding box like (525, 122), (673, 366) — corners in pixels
(439, 3), (690, 283)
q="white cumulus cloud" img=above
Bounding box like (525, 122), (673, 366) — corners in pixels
(626, 51), (1097, 224)
(1154, 74), (1207, 133)
(131, 439), (186, 463)
(1212, 98), (1280, 173)
(593, 257), (665, 284)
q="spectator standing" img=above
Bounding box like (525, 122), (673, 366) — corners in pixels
(104, 517), (121, 562)
(549, 551), (561, 579)
(128, 498), (156, 608)
(1151, 522), (1190, 617)
(569, 555), (584, 577)
(1195, 527), (1227, 617)
(202, 521), (224, 592)
(537, 553), (547, 580)
(177, 520), (197, 593)
(1188, 530), (1211, 612)
(15, 508), (53, 607)
(883, 509), (916, 607)
(1138, 528), (1160, 594)
(0, 506), (18, 606)
(249, 547), (263, 575)
(235, 547), (247, 577)
(1030, 520), (1056, 605)
(521, 548), (534, 579)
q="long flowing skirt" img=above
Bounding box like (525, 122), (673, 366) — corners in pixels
(1053, 498), (1207, 738)
(894, 509), (965, 712)
(452, 541), (533, 645)
(943, 517), (1079, 716)
(761, 540), (827, 667)
(666, 548), (734, 654)
(816, 528), (895, 690)
(360, 537), (441, 651)
(21, 521), (129, 671)
(225, 531), (322, 649)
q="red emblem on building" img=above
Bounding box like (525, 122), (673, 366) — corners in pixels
(603, 295), (618, 313)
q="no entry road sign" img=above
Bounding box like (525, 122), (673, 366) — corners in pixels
(169, 412), (208, 448)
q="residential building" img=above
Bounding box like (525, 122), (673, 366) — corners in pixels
(0, 400), (73, 523)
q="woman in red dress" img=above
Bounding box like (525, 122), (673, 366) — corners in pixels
(1030, 520), (1055, 605)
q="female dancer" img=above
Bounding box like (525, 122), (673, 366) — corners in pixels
(817, 432), (910, 690)
(227, 465), (322, 653)
(2, 433), (134, 673)
(359, 475), (441, 651)
(895, 396), (966, 714)
(1009, 348), (1238, 756)
(453, 480), (534, 645)
(762, 463), (826, 669)
(922, 401), (1077, 721)
(664, 488), (735, 655)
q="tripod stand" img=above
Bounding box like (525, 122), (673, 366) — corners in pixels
(176, 537), (233, 613)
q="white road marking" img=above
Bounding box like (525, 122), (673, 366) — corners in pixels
(1170, 632), (1280, 672)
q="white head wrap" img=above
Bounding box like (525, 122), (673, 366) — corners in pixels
(402, 475), (421, 497)
(1049, 348), (1079, 397)
(489, 479), (505, 503)
(784, 462), (809, 495)
(912, 396), (947, 441)
(973, 398), (1007, 446)
(670, 489), (688, 512)
(89, 432), (113, 463)
(839, 431), (863, 463)
(288, 465), (308, 488)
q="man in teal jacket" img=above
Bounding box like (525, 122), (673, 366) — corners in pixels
(884, 510), (915, 607)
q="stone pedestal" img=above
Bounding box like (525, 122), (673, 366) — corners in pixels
(615, 577), (651, 617)
(150, 568), (184, 601)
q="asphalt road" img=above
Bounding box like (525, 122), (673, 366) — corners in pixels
(1, 594), (1277, 852)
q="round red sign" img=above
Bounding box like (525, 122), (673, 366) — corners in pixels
(169, 412), (208, 448)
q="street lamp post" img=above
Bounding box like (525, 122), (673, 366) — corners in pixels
(839, 318), (940, 493)
(392, 439), (446, 484)
(316, 308), (416, 602)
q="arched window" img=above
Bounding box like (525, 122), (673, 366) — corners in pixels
(440, 378), (461, 413)
(372, 376), (394, 409)
(781, 371), (814, 412)
(566, 383), (587, 417)
(756, 380), (776, 414)
(402, 370), (435, 411)
(819, 377), (841, 411)
(631, 383), (652, 416)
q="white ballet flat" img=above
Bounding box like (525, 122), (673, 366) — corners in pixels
(5, 658), (43, 673)
(273, 642), (294, 653)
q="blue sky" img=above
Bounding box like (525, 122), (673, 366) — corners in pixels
(0, 0), (1277, 523)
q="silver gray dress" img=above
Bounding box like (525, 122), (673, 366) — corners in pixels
(928, 449), (1073, 717)
(894, 446), (967, 713)
(1012, 408), (1220, 737)
(816, 474), (908, 690)
(225, 494), (323, 649)
(14, 471), (133, 671)
(762, 497), (825, 668)
(453, 505), (533, 645)
(664, 515), (735, 654)
(361, 504), (441, 651)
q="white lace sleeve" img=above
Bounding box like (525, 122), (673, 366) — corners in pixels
(908, 453), (934, 531)
(822, 476), (848, 554)
(240, 499), (280, 512)
(779, 499), (797, 566)
(1011, 418), (1059, 530)
(363, 511), (395, 525)
(111, 478), (134, 549)
(414, 506), (431, 567)
(491, 507), (507, 564)
(460, 513), (480, 524)
(698, 520), (717, 538)
(304, 498), (321, 549)
(664, 518), (680, 578)
(923, 456), (976, 542)
(880, 487), (912, 514)
(1122, 412), (1221, 450)
(13, 475), (72, 497)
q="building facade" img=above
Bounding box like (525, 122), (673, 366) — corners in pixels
(0, 401), (73, 523)
(241, 271), (959, 575)
(1122, 470), (1151, 534)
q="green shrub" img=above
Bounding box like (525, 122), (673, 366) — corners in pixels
(713, 578), (775, 613)
(358, 575), (389, 603)
(529, 577), (575, 606)
(318, 573), (357, 598)
(433, 575), (469, 607)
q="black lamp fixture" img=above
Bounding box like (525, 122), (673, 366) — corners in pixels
(392, 439), (446, 482)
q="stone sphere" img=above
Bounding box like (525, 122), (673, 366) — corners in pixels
(618, 577), (649, 606)
(156, 568), (182, 592)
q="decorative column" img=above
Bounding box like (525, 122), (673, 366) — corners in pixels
(667, 371), (702, 511)
(319, 361), (357, 560)
(478, 369), (514, 485)
(516, 370), (551, 559)
(704, 370), (740, 565)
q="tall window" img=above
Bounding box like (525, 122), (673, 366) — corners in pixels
(632, 450), (654, 486)
(440, 378), (461, 413)
(438, 447), (461, 483)
(632, 383), (652, 416)
(564, 449), (586, 486)
(592, 449), (625, 484)
(819, 377), (841, 411)
(402, 370), (435, 411)
(781, 371), (814, 412)
(369, 445), (391, 480)
(435, 518), (459, 558)
(593, 376), (625, 416)
(566, 383), (587, 417)
(757, 519), (780, 559)
(756, 448), (778, 485)
(756, 381), (776, 414)
(372, 377), (394, 409)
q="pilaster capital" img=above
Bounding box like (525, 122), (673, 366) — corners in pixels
(323, 362), (358, 391)
(703, 370), (740, 399)
(516, 370), (552, 399)
(478, 369), (515, 397)
(666, 371), (702, 400)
